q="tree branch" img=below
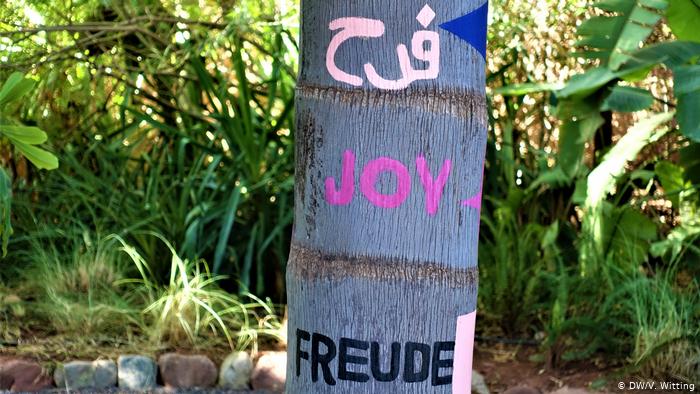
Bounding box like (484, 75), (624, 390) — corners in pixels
(0, 16), (228, 36)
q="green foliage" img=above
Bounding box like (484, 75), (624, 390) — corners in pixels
(14, 233), (142, 336)
(601, 86), (654, 112)
(651, 159), (700, 261)
(667, 0), (700, 43)
(557, 115), (604, 178)
(113, 233), (283, 350)
(492, 82), (562, 96)
(1, 228), (283, 350)
(586, 112), (672, 208)
(655, 160), (686, 207)
(0, 169), (11, 257)
(680, 143), (700, 184)
(0, 284), (24, 340)
(2, 0), (297, 297)
(601, 272), (699, 380)
(551, 30), (700, 194)
(0, 73), (34, 106)
(0, 73), (59, 257)
(478, 208), (548, 336)
(617, 41), (700, 141)
(599, 204), (658, 268)
(674, 65), (700, 141)
(519, 14), (700, 291)
(556, 67), (619, 99)
(0, 73), (58, 170)
(0, 0), (291, 355)
(486, 0), (700, 378)
(575, 0), (667, 69)
(637, 44), (700, 140)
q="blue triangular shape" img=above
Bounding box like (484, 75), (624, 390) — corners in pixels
(439, 2), (488, 59)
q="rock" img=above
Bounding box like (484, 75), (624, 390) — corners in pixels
(219, 351), (253, 389)
(58, 359), (117, 390)
(472, 370), (490, 394)
(251, 351), (286, 391)
(61, 361), (93, 390)
(93, 360), (117, 388)
(0, 358), (53, 392)
(52, 365), (64, 389)
(53, 364), (66, 389)
(158, 353), (217, 388)
(504, 386), (541, 394)
(118, 355), (157, 390)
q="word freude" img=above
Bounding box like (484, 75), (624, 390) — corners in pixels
(295, 329), (454, 386)
(324, 150), (481, 214)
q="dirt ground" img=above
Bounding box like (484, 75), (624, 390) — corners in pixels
(473, 342), (688, 394)
(474, 342), (605, 393)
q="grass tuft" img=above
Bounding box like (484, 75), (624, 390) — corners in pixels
(112, 233), (284, 351)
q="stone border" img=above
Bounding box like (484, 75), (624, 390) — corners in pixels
(2, 351), (500, 394)
(0, 351), (287, 393)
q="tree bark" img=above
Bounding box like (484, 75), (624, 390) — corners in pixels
(286, 0), (488, 392)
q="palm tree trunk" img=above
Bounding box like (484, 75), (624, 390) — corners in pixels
(286, 0), (488, 392)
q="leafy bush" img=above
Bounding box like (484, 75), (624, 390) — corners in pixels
(3, 0), (298, 299)
(0, 72), (58, 255)
(483, 0), (700, 378)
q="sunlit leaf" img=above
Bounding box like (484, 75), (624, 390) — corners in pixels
(586, 112), (674, 206)
(557, 67), (619, 99)
(667, 0), (700, 43)
(12, 141), (59, 170)
(0, 73), (35, 106)
(0, 125), (49, 145)
(581, 112), (673, 271)
(493, 83), (563, 96)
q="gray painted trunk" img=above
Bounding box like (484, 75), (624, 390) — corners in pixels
(286, 0), (488, 392)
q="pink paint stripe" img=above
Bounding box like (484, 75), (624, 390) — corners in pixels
(461, 192), (482, 210)
(452, 311), (477, 394)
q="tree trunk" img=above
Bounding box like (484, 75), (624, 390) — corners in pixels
(286, 1), (488, 392)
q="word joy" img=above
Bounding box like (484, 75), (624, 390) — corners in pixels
(295, 329), (455, 386)
(325, 150), (449, 215)
(326, 5), (440, 90)
(324, 150), (482, 214)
